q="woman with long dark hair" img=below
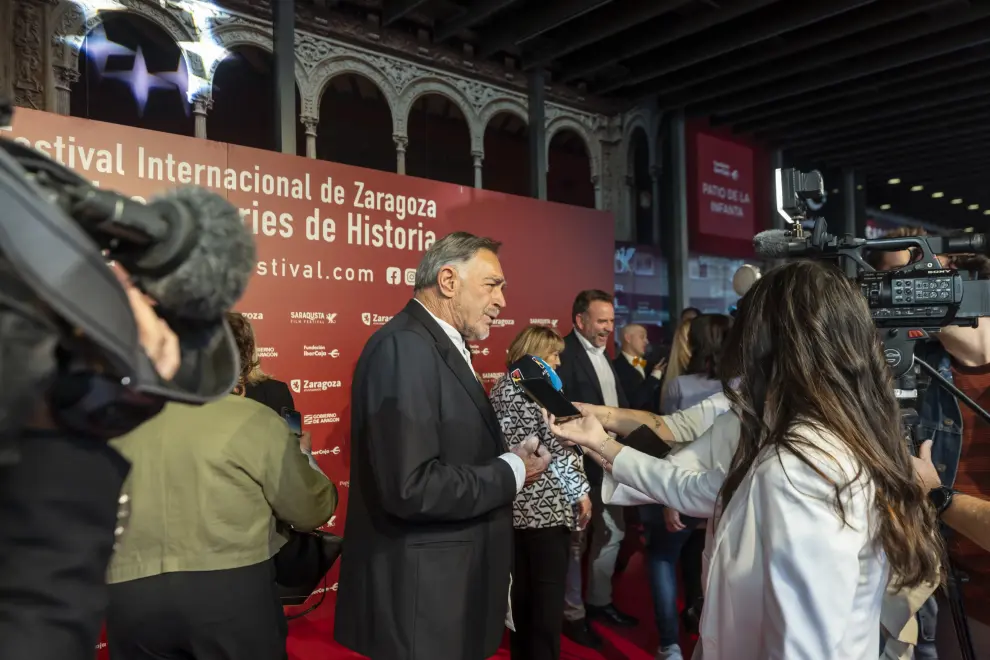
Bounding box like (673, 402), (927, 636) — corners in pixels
(546, 260), (942, 659)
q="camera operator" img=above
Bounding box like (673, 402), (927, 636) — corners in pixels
(871, 239), (990, 659)
(0, 268), (182, 660)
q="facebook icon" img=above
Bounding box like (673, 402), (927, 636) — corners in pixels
(385, 267), (402, 285)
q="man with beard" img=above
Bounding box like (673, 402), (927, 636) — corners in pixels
(556, 290), (636, 648)
(336, 232), (550, 660)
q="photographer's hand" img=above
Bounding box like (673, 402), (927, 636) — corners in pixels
(112, 264), (180, 381)
(912, 440), (942, 491)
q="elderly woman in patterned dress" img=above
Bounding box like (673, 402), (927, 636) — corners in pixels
(489, 324), (592, 660)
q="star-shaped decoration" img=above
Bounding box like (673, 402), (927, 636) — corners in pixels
(82, 24), (135, 74)
(105, 46), (175, 116)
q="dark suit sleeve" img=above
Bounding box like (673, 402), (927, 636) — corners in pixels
(273, 380), (295, 414)
(360, 332), (517, 522)
(615, 361), (660, 412)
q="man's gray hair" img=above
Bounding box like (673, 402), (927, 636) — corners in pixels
(414, 232), (502, 292)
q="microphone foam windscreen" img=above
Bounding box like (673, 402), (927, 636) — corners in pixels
(138, 187), (256, 321)
(508, 354), (563, 391)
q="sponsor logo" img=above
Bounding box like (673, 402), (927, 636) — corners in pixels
(338, 480), (349, 488)
(256, 346), (278, 358)
(323, 514), (337, 528)
(95, 642), (108, 650)
(241, 312), (264, 320)
(529, 318), (559, 328)
(469, 344), (491, 357)
(404, 268), (417, 285)
(290, 311), (337, 324)
(481, 372), (503, 383)
(303, 412), (340, 425)
(713, 160), (739, 181)
(313, 446), (342, 456)
(311, 582), (339, 595)
(491, 318), (515, 327)
(362, 312), (393, 326)
(303, 344), (340, 358)
(385, 267), (402, 285)
(290, 379), (343, 393)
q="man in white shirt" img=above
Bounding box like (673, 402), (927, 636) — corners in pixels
(336, 232), (550, 660)
(556, 290), (636, 647)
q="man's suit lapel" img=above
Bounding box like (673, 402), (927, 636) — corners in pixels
(404, 301), (503, 448)
(565, 332), (604, 403)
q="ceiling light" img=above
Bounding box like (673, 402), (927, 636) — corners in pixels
(969, 204), (980, 210)
(932, 192), (944, 198)
(888, 178), (901, 185)
(911, 185), (924, 192)
(857, 185), (863, 190)
(880, 204), (892, 210)
(965, 227), (975, 232)
(951, 198), (964, 205)
(984, 210), (990, 216)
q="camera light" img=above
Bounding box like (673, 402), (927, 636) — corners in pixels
(951, 199), (964, 205)
(932, 192), (944, 198)
(968, 204), (980, 210)
(880, 204), (892, 210)
(911, 185), (924, 192)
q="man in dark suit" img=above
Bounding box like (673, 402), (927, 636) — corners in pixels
(556, 290), (637, 648)
(336, 232), (550, 660)
(613, 323), (665, 412)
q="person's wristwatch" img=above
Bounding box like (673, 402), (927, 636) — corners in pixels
(928, 485), (955, 517)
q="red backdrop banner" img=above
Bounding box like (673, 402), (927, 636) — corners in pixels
(694, 132), (755, 240)
(3, 109), (614, 659)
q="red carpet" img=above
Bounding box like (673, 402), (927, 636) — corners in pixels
(286, 550), (697, 660)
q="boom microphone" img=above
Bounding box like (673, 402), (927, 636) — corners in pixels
(753, 229), (802, 258)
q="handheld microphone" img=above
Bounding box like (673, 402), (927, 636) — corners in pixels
(507, 355), (584, 455)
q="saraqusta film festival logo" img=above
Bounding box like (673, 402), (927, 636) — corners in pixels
(290, 311), (338, 324)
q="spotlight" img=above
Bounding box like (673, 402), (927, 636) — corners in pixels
(911, 185), (924, 192)
(888, 178), (901, 185)
(932, 192), (945, 198)
(951, 199), (963, 205)
(984, 210), (990, 216)
(968, 204), (980, 210)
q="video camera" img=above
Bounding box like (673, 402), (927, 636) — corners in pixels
(759, 168), (990, 449)
(0, 98), (251, 448)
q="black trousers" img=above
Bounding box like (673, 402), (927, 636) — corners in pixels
(510, 525), (571, 660)
(681, 528), (706, 608)
(0, 431), (131, 660)
(106, 560), (289, 660)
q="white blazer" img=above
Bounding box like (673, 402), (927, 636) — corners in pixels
(605, 416), (888, 660)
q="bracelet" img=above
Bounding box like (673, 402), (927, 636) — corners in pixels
(599, 434), (611, 456)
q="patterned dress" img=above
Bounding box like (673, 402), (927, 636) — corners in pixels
(489, 375), (590, 531)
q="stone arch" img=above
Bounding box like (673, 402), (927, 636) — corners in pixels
(211, 23), (309, 99)
(623, 108), (653, 174)
(479, 97), (528, 134)
(305, 55), (397, 123)
(396, 77), (479, 147)
(547, 115), (599, 179)
(51, 0), (198, 76)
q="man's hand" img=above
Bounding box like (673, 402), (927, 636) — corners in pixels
(510, 435), (551, 486)
(664, 506), (686, 532)
(912, 439), (942, 491)
(575, 494), (592, 531)
(651, 358), (667, 380)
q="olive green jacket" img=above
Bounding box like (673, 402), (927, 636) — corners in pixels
(107, 395), (337, 584)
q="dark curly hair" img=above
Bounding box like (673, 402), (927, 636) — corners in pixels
(226, 311), (263, 394)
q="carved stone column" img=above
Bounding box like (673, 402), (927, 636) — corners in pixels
(13, 0), (56, 111)
(393, 134), (408, 175)
(52, 65), (79, 116)
(301, 117), (319, 158)
(192, 95), (213, 139)
(472, 150), (483, 189)
(592, 175), (603, 210)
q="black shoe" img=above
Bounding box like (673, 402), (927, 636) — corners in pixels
(586, 602), (639, 627)
(681, 597), (703, 635)
(562, 618), (603, 648)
